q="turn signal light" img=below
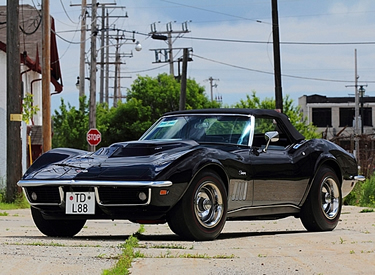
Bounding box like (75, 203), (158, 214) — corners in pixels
(159, 190), (169, 196)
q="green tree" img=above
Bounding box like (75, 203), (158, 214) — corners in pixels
(234, 91), (319, 139)
(99, 98), (153, 146)
(52, 97), (89, 149)
(22, 93), (40, 124)
(127, 73), (219, 122)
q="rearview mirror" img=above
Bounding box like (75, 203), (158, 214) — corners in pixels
(263, 131), (279, 152)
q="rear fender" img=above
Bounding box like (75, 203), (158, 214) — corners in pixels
(299, 155), (342, 206)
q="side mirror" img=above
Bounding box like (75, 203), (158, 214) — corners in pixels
(263, 131), (279, 152)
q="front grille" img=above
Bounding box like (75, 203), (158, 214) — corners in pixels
(25, 186), (61, 204)
(97, 186), (150, 205)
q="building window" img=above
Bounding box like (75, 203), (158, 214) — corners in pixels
(362, 107), (372, 126)
(339, 108), (354, 127)
(312, 108), (332, 127)
(340, 107), (372, 127)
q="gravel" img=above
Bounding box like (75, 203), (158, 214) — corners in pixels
(1, 206), (375, 274)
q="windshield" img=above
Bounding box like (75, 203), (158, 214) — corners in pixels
(140, 115), (252, 146)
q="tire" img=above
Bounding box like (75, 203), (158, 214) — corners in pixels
(300, 166), (342, 232)
(167, 170), (227, 241)
(31, 207), (86, 237)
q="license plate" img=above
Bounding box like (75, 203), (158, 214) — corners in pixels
(66, 192), (95, 214)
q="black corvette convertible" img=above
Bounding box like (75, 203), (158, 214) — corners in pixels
(18, 108), (364, 241)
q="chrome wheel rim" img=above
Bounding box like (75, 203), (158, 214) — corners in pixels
(321, 176), (340, 219)
(194, 181), (224, 228)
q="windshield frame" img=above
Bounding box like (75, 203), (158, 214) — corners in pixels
(139, 113), (255, 146)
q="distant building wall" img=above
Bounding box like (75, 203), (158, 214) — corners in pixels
(299, 94), (375, 140)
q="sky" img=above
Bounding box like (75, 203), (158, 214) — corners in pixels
(3, 0), (375, 111)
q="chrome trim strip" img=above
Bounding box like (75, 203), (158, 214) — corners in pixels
(21, 186), (62, 206)
(95, 187), (152, 206)
(353, 175), (365, 181)
(18, 180), (173, 187)
(228, 204), (300, 214)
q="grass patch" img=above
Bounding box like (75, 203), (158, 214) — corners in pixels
(155, 252), (235, 259)
(6, 241), (66, 247)
(148, 244), (188, 250)
(0, 211), (9, 216)
(102, 225), (145, 275)
(360, 208), (374, 213)
(0, 190), (30, 210)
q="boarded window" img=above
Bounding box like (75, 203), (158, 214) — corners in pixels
(312, 108), (332, 127)
(340, 107), (372, 127)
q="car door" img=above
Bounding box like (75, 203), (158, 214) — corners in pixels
(250, 117), (310, 207)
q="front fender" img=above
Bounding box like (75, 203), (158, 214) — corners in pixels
(23, 148), (88, 179)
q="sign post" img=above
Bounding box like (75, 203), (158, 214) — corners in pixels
(87, 128), (101, 148)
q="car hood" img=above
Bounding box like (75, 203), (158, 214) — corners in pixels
(23, 140), (199, 181)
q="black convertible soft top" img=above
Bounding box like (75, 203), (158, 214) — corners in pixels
(165, 108), (305, 143)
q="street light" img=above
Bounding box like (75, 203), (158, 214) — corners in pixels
(359, 85), (366, 134)
(135, 41), (142, 51)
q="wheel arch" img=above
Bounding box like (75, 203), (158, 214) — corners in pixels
(191, 163), (229, 194)
(315, 159), (343, 185)
(300, 157), (342, 206)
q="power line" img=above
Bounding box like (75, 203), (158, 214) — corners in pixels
(160, 0), (268, 24)
(126, 64), (168, 74)
(59, 0), (78, 24)
(180, 36), (375, 46)
(192, 53), (375, 84)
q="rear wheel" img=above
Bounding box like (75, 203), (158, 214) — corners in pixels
(301, 166), (342, 231)
(31, 207), (86, 237)
(167, 170), (227, 241)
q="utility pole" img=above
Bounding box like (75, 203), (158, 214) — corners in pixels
(42, 0), (51, 152)
(346, 49), (360, 162)
(206, 76), (219, 102)
(79, 0), (86, 101)
(150, 21), (191, 77)
(179, 48), (188, 110)
(105, 9), (109, 104)
(6, 0), (22, 202)
(271, 0), (283, 113)
(354, 49), (359, 162)
(99, 5), (105, 103)
(113, 30), (120, 107)
(89, 0), (97, 151)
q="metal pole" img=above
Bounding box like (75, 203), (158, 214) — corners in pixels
(271, 0), (283, 113)
(99, 5), (105, 103)
(105, 10), (109, 104)
(168, 32), (174, 76)
(354, 49), (359, 162)
(209, 77), (213, 102)
(89, 0), (97, 151)
(179, 48), (188, 110)
(113, 31), (119, 107)
(42, 0), (51, 152)
(79, 0), (86, 100)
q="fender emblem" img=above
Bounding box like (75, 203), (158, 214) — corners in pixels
(238, 170), (246, 176)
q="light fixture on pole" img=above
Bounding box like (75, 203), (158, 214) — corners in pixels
(135, 41), (142, 51)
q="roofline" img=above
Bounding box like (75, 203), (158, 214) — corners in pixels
(164, 108), (305, 142)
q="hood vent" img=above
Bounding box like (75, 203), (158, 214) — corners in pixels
(110, 140), (197, 157)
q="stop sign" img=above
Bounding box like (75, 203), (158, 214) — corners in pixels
(87, 128), (101, 146)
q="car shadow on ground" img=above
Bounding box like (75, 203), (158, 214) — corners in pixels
(7, 229), (308, 242)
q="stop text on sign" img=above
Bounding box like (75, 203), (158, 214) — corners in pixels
(87, 128), (101, 146)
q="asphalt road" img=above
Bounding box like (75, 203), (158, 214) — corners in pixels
(1, 206), (374, 275)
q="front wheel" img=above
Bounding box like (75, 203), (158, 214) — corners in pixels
(300, 166), (342, 231)
(167, 170), (227, 241)
(31, 207), (86, 237)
